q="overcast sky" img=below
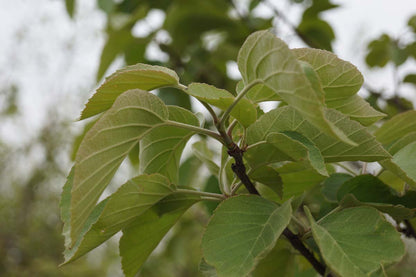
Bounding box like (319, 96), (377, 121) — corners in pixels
(0, 0), (415, 145)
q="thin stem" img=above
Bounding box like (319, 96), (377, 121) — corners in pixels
(226, 119), (238, 137)
(175, 188), (226, 200)
(219, 81), (260, 130)
(166, 120), (224, 144)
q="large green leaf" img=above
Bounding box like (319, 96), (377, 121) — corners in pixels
(292, 48), (363, 98)
(246, 106), (390, 163)
(71, 90), (170, 243)
(374, 110), (416, 145)
(64, 174), (174, 263)
(202, 196), (292, 277)
(266, 131), (327, 176)
(192, 140), (220, 176)
(81, 64), (179, 119)
(237, 30), (353, 144)
(306, 207), (405, 277)
(187, 83), (257, 127)
(139, 106), (199, 184)
(120, 194), (200, 277)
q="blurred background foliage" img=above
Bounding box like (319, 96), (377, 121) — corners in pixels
(1, 0), (416, 276)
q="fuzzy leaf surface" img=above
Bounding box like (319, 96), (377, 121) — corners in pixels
(139, 106), (199, 184)
(71, 90), (170, 243)
(306, 207), (405, 277)
(64, 174), (174, 263)
(238, 30), (352, 144)
(246, 106), (390, 163)
(202, 196), (292, 277)
(81, 64), (179, 119)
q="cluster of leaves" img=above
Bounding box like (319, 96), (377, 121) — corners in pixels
(62, 29), (416, 277)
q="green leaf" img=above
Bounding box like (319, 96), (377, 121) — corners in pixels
(64, 174), (174, 263)
(374, 110), (416, 145)
(298, 18), (335, 51)
(321, 173), (353, 203)
(71, 90), (169, 243)
(187, 83), (257, 127)
(366, 34), (407, 67)
(266, 131), (328, 176)
(387, 131), (416, 155)
(408, 15), (416, 32)
(246, 106), (390, 163)
(120, 194), (200, 277)
(60, 167), (75, 249)
(326, 95), (385, 126)
(65, 0), (75, 18)
(192, 140), (220, 176)
(277, 162), (328, 200)
(336, 175), (416, 220)
(249, 166), (283, 198)
(139, 106), (199, 184)
(236, 80), (282, 103)
(237, 30), (353, 144)
(391, 141), (416, 183)
(292, 48), (363, 98)
(306, 206), (405, 277)
(202, 196), (292, 277)
(81, 64), (179, 119)
(403, 74), (416, 85)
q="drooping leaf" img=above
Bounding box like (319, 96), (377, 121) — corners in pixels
(120, 194), (200, 277)
(237, 30), (353, 144)
(81, 64), (179, 119)
(187, 83), (257, 127)
(192, 140), (220, 176)
(374, 110), (416, 146)
(64, 174), (174, 263)
(246, 106), (390, 164)
(202, 196), (292, 277)
(266, 131), (327, 176)
(306, 207), (405, 277)
(71, 90), (169, 243)
(65, 0), (75, 18)
(292, 48), (363, 98)
(321, 173), (353, 203)
(139, 106), (199, 184)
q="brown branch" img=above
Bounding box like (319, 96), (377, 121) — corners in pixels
(225, 142), (331, 276)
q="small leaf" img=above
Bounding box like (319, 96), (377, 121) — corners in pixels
(306, 206), (405, 277)
(120, 194), (200, 277)
(266, 131), (328, 176)
(202, 196), (292, 277)
(139, 106), (199, 184)
(71, 90), (169, 243)
(187, 83), (257, 127)
(64, 174), (174, 263)
(321, 173), (353, 203)
(237, 30), (353, 144)
(65, 0), (75, 18)
(403, 74), (416, 85)
(192, 140), (220, 176)
(297, 18), (335, 51)
(81, 64), (179, 119)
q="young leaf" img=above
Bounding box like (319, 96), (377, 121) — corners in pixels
(64, 174), (174, 263)
(192, 140), (220, 176)
(139, 106), (199, 184)
(306, 207), (405, 277)
(81, 64), (179, 119)
(120, 194), (200, 277)
(246, 106), (390, 163)
(238, 30), (353, 144)
(187, 83), (257, 127)
(202, 196), (292, 277)
(71, 89), (169, 243)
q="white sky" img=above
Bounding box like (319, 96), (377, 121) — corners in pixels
(0, 0), (416, 145)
